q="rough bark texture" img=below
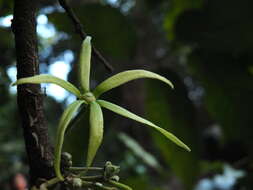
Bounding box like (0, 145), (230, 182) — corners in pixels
(13, 0), (54, 185)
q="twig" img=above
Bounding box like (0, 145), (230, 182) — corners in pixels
(58, 0), (114, 72)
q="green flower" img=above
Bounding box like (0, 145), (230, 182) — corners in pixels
(12, 36), (190, 181)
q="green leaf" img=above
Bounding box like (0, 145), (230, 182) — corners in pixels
(93, 70), (174, 98)
(54, 100), (85, 180)
(79, 36), (92, 92)
(87, 101), (104, 167)
(12, 74), (81, 98)
(97, 100), (190, 152)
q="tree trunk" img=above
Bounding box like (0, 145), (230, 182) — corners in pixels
(12, 0), (54, 185)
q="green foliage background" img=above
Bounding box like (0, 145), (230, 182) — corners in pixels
(0, 0), (252, 189)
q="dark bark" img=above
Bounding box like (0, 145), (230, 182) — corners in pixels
(12, 0), (54, 185)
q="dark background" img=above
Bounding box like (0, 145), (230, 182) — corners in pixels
(0, 0), (252, 189)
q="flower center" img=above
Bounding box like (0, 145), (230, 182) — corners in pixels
(82, 92), (96, 103)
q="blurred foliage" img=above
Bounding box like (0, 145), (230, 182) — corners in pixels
(145, 70), (200, 189)
(0, 0), (13, 17)
(48, 4), (136, 60)
(164, 0), (203, 40)
(0, 0), (252, 189)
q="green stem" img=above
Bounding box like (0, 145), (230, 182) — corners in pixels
(94, 182), (117, 190)
(81, 180), (93, 187)
(40, 177), (61, 189)
(80, 175), (103, 180)
(81, 181), (117, 190)
(69, 166), (103, 171)
(109, 180), (133, 190)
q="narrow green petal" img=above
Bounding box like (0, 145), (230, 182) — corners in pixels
(79, 36), (92, 92)
(87, 101), (104, 167)
(66, 105), (87, 134)
(93, 70), (174, 98)
(54, 100), (85, 180)
(12, 74), (81, 97)
(97, 100), (190, 152)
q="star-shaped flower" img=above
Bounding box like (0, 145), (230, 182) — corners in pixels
(12, 36), (190, 180)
